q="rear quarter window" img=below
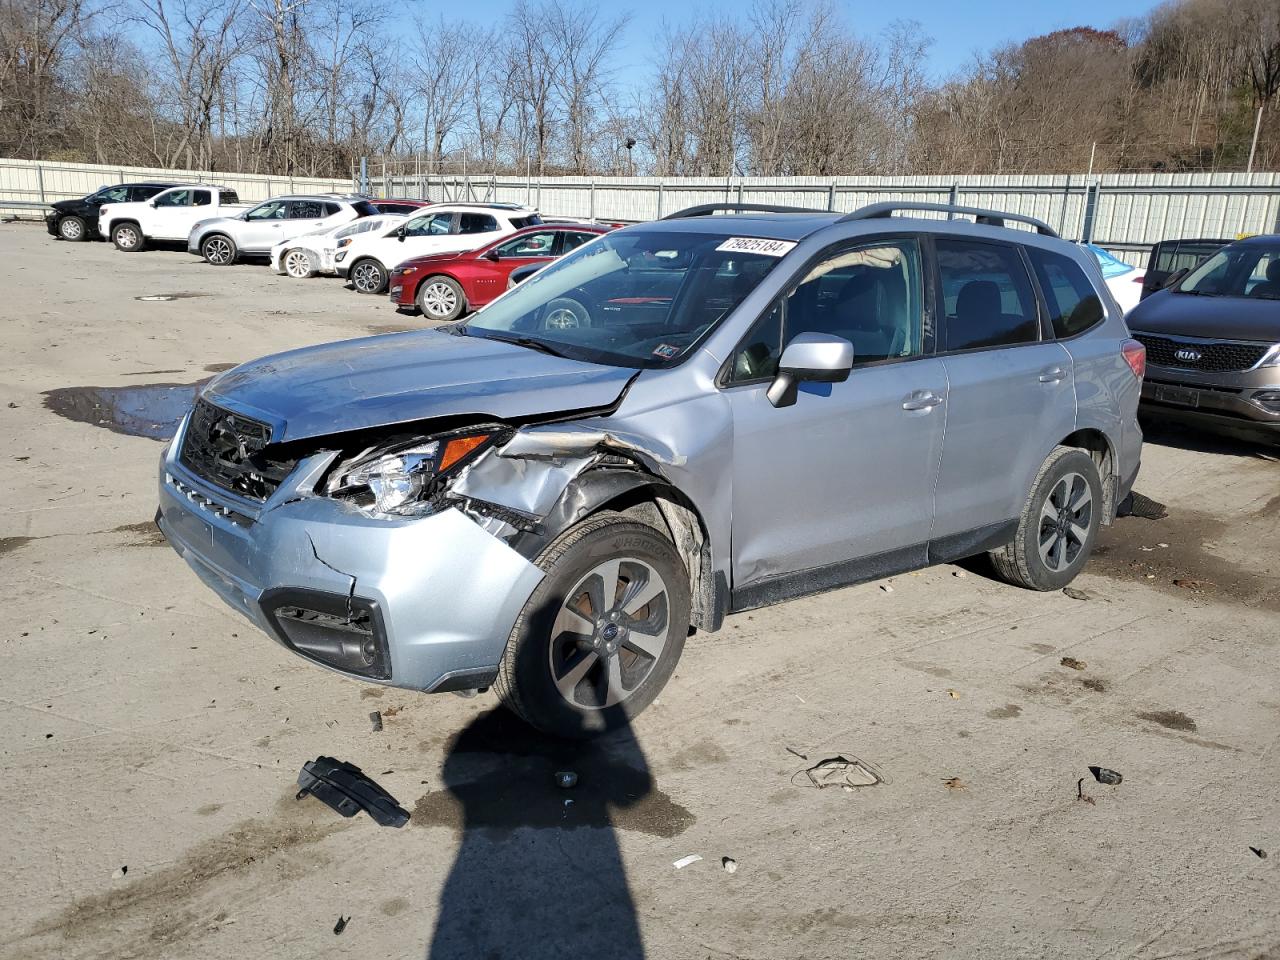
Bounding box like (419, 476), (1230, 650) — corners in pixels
(1027, 248), (1104, 338)
(220, 190), (239, 204)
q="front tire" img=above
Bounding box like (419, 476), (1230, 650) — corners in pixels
(416, 275), (467, 320)
(282, 248), (314, 278)
(350, 258), (387, 294)
(495, 514), (690, 738)
(989, 446), (1103, 591)
(201, 233), (237, 266)
(58, 216), (87, 241)
(111, 222), (144, 252)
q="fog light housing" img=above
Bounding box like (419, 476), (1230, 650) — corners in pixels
(1252, 390), (1280, 413)
(389, 284), (402, 298)
(260, 588), (391, 680)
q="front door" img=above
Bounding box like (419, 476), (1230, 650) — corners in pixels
(472, 229), (559, 305)
(149, 188), (203, 239)
(724, 237), (947, 596)
(929, 237), (1075, 540)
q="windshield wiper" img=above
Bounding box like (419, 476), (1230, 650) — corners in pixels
(1175, 288), (1220, 296)
(483, 333), (574, 359)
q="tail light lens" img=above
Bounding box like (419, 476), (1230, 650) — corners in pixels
(1122, 339), (1146, 379)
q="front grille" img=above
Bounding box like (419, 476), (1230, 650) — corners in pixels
(179, 398), (295, 501)
(1134, 334), (1271, 373)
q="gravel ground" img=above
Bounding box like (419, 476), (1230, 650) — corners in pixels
(1, 222), (1278, 960)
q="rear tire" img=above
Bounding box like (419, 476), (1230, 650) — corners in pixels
(415, 275), (467, 320)
(201, 233), (237, 266)
(350, 258), (387, 294)
(58, 216), (87, 241)
(989, 446), (1103, 591)
(495, 514), (690, 739)
(111, 222), (144, 252)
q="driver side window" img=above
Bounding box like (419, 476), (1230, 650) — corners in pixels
(154, 190), (190, 207)
(727, 239), (926, 383)
(496, 231), (556, 257)
(247, 200), (287, 220)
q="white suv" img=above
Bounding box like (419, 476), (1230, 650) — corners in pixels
(336, 203), (542, 294)
(271, 214), (408, 279)
(188, 195), (380, 266)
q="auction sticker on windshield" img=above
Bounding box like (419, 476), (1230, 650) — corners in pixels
(716, 237), (797, 257)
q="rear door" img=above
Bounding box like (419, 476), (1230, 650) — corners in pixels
(930, 237), (1075, 544)
(725, 236), (947, 593)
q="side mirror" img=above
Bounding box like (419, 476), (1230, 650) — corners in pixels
(1162, 267), (1188, 289)
(766, 333), (854, 408)
(148, 199), (158, 208)
(484, 248), (500, 262)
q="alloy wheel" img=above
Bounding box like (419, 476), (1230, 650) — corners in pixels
(59, 218), (83, 240)
(548, 557), (671, 710)
(283, 249), (312, 278)
(420, 281), (458, 319)
(1038, 471), (1093, 572)
(546, 306), (582, 329)
(115, 226), (138, 249)
(352, 262), (382, 293)
(203, 237), (233, 265)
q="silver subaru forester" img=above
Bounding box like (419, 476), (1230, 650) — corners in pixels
(157, 202), (1145, 737)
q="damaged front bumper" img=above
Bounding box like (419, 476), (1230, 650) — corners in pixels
(156, 419), (544, 693)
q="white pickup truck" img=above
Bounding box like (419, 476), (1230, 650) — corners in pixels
(98, 184), (245, 252)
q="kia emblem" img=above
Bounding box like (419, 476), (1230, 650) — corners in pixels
(1174, 348), (1202, 363)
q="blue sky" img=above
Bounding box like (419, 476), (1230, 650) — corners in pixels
(440, 0), (1166, 81)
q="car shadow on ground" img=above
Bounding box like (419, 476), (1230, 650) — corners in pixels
(1139, 418), (1278, 461)
(420, 708), (664, 960)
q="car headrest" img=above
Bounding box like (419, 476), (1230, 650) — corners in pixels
(956, 280), (1001, 319)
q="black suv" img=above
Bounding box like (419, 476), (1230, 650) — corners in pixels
(45, 182), (179, 242)
(1127, 235), (1280, 444)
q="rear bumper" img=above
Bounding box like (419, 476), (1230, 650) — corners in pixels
(156, 418), (544, 692)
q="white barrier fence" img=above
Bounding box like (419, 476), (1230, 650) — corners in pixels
(4, 158), (1279, 266)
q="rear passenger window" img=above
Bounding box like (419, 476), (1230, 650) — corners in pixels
(288, 200), (324, 218)
(935, 240), (1039, 351)
(1026, 248), (1103, 338)
(459, 214), (499, 234)
(561, 231), (597, 252)
(192, 190), (212, 206)
(220, 190), (239, 204)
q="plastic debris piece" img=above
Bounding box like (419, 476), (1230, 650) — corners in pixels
(1062, 587), (1090, 600)
(333, 916), (349, 935)
(1060, 656), (1087, 670)
(1088, 766), (1123, 786)
(953, 569), (967, 578)
(112, 866), (127, 879)
(673, 855), (702, 869)
(1076, 778), (1095, 805)
(879, 583), (894, 593)
(1250, 847), (1268, 859)
(942, 776), (966, 791)
(369, 711), (383, 732)
(797, 755), (885, 789)
(554, 771), (578, 789)
(296, 756), (411, 827)
(785, 746), (808, 760)
(722, 857), (738, 874)
(947, 689), (960, 699)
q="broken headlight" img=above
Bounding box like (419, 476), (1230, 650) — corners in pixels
(324, 432), (493, 516)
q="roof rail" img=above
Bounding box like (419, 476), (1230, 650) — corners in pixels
(838, 201), (1059, 237)
(661, 202), (829, 220)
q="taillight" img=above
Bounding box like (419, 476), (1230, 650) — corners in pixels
(1132, 274), (1145, 282)
(1121, 339), (1146, 379)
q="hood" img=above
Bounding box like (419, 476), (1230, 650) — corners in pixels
(399, 250), (473, 271)
(52, 198), (89, 212)
(1127, 289), (1280, 342)
(204, 329), (635, 444)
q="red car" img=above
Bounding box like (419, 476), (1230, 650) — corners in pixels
(389, 223), (610, 320)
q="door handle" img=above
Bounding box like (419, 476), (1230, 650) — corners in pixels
(902, 390), (943, 411)
(1039, 367), (1066, 383)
